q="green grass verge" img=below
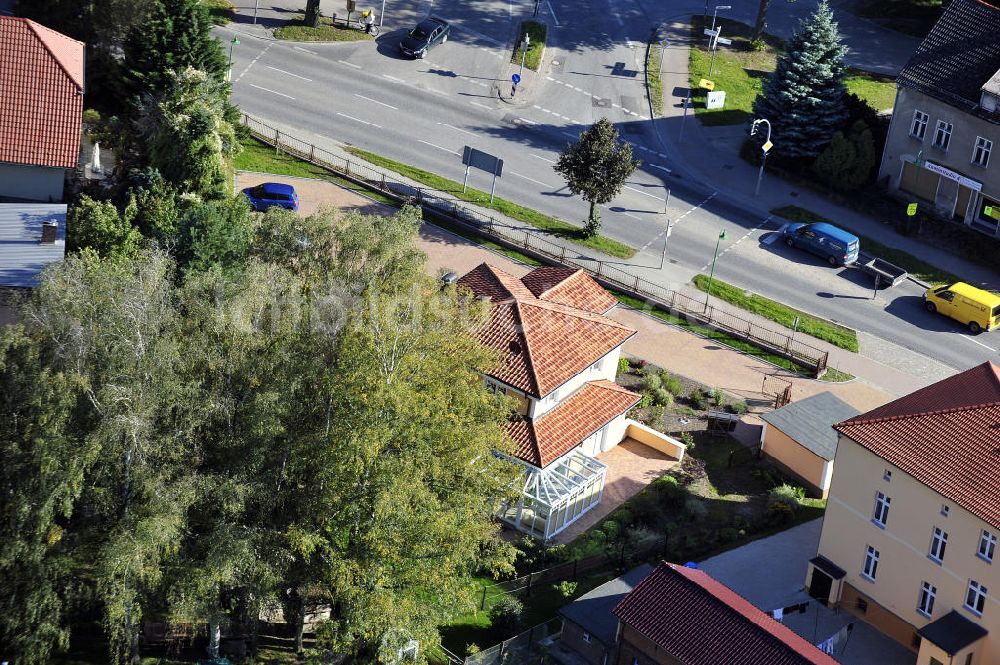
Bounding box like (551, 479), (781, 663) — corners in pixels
(844, 70), (897, 111)
(647, 41), (664, 116)
(203, 0), (234, 25)
(512, 21), (547, 71)
(819, 367), (854, 383)
(771, 205), (963, 285)
(343, 146), (636, 259)
(274, 14), (374, 41)
(692, 274), (860, 352)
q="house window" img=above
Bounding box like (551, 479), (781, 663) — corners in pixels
(933, 120), (953, 150)
(973, 136), (993, 167)
(929, 527), (948, 563)
(930, 657), (944, 665)
(979, 530), (997, 562)
(883, 469), (892, 481)
(582, 630), (591, 644)
(965, 580), (987, 615)
(918, 581), (936, 617)
(862, 545), (880, 581)
(941, 504), (950, 517)
(910, 110), (929, 139)
(965, 654), (973, 665)
(872, 492), (891, 527)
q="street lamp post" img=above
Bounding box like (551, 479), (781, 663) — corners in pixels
(227, 36), (240, 82)
(751, 118), (772, 197)
(519, 34), (530, 77)
(711, 4), (731, 32)
(703, 229), (728, 313)
(679, 96), (690, 142)
(660, 220), (673, 270)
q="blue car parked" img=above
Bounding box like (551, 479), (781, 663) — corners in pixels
(781, 222), (859, 266)
(243, 182), (299, 212)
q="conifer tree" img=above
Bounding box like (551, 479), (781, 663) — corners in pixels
(751, 0), (848, 160)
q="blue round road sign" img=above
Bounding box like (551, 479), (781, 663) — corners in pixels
(511, 73), (521, 84)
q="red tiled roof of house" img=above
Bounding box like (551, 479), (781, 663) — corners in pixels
(835, 361), (1000, 529)
(0, 17), (84, 169)
(505, 380), (641, 467)
(614, 562), (840, 665)
(521, 266), (619, 314)
(458, 263), (634, 398)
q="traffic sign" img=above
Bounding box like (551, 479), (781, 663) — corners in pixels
(716, 37), (732, 45)
(761, 140), (773, 153)
(906, 202), (918, 216)
(699, 78), (715, 90)
(660, 39), (670, 48)
(511, 73), (521, 84)
(703, 28), (719, 37)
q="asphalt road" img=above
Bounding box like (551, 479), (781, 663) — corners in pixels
(224, 0), (1000, 373)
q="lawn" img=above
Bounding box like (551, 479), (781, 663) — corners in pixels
(687, 17), (896, 126)
(647, 41), (664, 116)
(343, 146), (637, 259)
(512, 21), (547, 71)
(202, 0), (234, 25)
(691, 274), (861, 352)
(771, 205), (964, 285)
(274, 15), (374, 41)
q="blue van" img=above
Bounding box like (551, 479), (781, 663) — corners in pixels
(781, 222), (860, 266)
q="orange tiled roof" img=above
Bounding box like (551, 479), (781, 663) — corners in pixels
(505, 380), (640, 467)
(458, 263), (634, 397)
(521, 266), (619, 314)
(0, 17), (84, 169)
(835, 361), (1000, 530)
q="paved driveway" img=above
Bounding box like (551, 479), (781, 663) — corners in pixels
(699, 519), (916, 665)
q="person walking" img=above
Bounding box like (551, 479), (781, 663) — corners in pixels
(363, 9), (375, 34)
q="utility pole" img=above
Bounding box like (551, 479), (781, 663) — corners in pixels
(519, 34), (530, 77)
(703, 229), (728, 313)
(660, 220), (673, 270)
(711, 4), (731, 32)
(227, 36), (239, 82)
(380, 0), (386, 26)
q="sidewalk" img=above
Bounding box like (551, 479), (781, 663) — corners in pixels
(652, 18), (1000, 292)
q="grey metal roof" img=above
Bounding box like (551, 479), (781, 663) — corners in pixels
(896, 0), (1000, 119)
(0, 203), (66, 287)
(761, 392), (859, 462)
(558, 564), (652, 646)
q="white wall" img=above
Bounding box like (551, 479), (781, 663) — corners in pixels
(530, 346), (622, 418)
(0, 163), (66, 202)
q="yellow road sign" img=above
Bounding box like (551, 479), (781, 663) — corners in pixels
(761, 140), (773, 153)
(699, 78), (715, 91)
(906, 203), (918, 216)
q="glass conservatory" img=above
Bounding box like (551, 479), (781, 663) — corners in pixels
(499, 449), (607, 541)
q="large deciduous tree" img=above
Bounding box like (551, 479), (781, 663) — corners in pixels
(554, 118), (641, 237)
(751, 0), (848, 160)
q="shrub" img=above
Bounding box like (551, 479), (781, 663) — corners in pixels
(730, 400), (749, 415)
(553, 580), (578, 598)
(719, 527), (739, 543)
(673, 455), (706, 484)
(661, 371), (685, 396)
(648, 404), (666, 429)
(466, 643), (481, 656)
(679, 431), (695, 452)
(766, 500), (795, 525)
(489, 595), (524, 632)
(629, 490), (661, 527)
(617, 356), (630, 376)
(83, 108), (102, 125)
(652, 387), (673, 406)
(684, 498), (708, 522)
(689, 388), (707, 410)
(613, 507), (634, 528)
(601, 519), (620, 541)
(644, 373), (662, 391)
(710, 388), (726, 408)
(638, 391), (653, 409)
(749, 38), (766, 51)
(653, 475), (683, 508)
(768, 484), (804, 512)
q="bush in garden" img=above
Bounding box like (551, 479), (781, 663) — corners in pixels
(644, 373), (662, 391)
(617, 356), (630, 376)
(466, 643), (481, 656)
(652, 474), (680, 503)
(553, 580), (578, 598)
(653, 387), (673, 406)
(730, 400), (749, 415)
(766, 500), (795, 525)
(613, 506), (635, 528)
(688, 388), (707, 410)
(638, 392), (653, 409)
(629, 490), (661, 526)
(660, 371), (685, 396)
(648, 404), (666, 429)
(710, 388), (726, 408)
(684, 498), (708, 522)
(489, 595), (524, 632)
(680, 431), (695, 452)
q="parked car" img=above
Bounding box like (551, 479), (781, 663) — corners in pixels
(923, 282), (1000, 334)
(781, 222), (859, 266)
(242, 182), (299, 212)
(399, 16), (449, 59)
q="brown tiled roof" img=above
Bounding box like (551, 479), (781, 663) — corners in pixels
(0, 17), (84, 170)
(521, 266), (619, 314)
(504, 380), (640, 467)
(614, 562), (840, 665)
(835, 361), (1000, 529)
(459, 263), (634, 398)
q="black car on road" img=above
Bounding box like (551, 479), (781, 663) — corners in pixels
(399, 16), (449, 59)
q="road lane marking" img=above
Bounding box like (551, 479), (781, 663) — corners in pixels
(546, 0), (561, 26)
(698, 214), (772, 269)
(763, 223), (789, 245)
(266, 66), (312, 81)
(562, 131), (577, 138)
(624, 184), (667, 201)
(248, 83), (294, 99)
(509, 170), (555, 187)
(235, 42), (273, 84)
(438, 122), (477, 136)
(338, 60), (362, 69)
(293, 46), (317, 54)
(520, 118), (539, 125)
(383, 74), (406, 83)
(470, 101), (495, 110)
(639, 191), (718, 252)
(336, 112), (381, 128)
(650, 165), (672, 174)
(621, 211), (641, 219)
(962, 335), (997, 351)
(533, 154), (556, 163)
(355, 93), (399, 110)
(418, 139), (460, 155)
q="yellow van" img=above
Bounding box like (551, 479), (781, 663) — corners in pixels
(924, 282), (1000, 333)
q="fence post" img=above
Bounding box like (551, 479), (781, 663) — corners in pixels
(345, 160), (354, 175)
(381, 173), (386, 190)
(596, 261), (603, 277)
(274, 131), (280, 154)
(309, 144), (315, 162)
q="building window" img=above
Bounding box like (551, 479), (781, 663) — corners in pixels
(918, 582), (936, 617)
(930, 657), (944, 665)
(872, 492), (891, 527)
(973, 136), (993, 167)
(979, 530), (997, 562)
(929, 527), (948, 563)
(933, 120), (953, 150)
(582, 630), (591, 644)
(965, 654), (973, 665)
(910, 110), (929, 139)
(941, 504), (950, 517)
(862, 545), (880, 581)
(965, 580), (987, 615)
(883, 469), (892, 481)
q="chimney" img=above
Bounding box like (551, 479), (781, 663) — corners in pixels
(41, 221), (58, 244)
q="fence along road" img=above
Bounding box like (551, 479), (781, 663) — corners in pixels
(241, 114), (830, 376)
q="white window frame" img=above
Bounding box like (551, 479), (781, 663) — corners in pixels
(941, 504), (950, 517)
(965, 580), (987, 615)
(872, 492), (891, 527)
(862, 545), (880, 581)
(933, 120), (953, 150)
(883, 469), (892, 481)
(929, 527), (948, 563)
(918, 581), (936, 617)
(972, 136), (992, 167)
(979, 530), (997, 563)
(582, 630), (591, 644)
(910, 110), (929, 139)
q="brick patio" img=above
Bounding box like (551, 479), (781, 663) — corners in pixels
(552, 438), (680, 544)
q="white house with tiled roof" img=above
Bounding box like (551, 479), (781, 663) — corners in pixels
(457, 263), (685, 540)
(806, 361), (1000, 665)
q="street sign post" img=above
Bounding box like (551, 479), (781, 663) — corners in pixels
(906, 202), (918, 216)
(511, 74), (521, 84)
(462, 146), (504, 203)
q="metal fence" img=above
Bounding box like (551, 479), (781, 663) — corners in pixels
(464, 618), (562, 665)
(240, 114), (830, 376)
